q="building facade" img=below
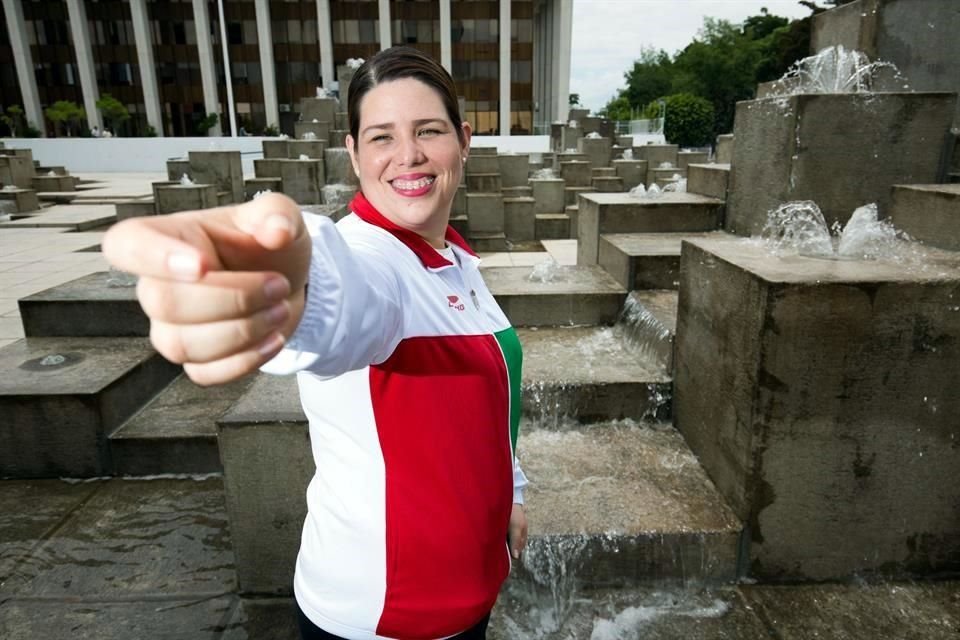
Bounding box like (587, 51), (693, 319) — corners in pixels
(0, 0), (573, 138)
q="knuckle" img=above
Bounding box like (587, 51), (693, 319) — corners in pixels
(150, 323), (189, 364)
(138, 279), (178, 320)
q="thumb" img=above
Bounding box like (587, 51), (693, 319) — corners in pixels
(229, 192), (306, 252)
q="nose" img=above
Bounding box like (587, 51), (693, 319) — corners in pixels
(397, 133), (426, 167)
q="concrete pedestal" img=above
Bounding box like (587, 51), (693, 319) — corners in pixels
(560, 160), (592, 187)
(323, 148), (356, 186)
(299, 96), (337, 123)
(294, 121), (330, 143)
(289, 139), (326, 160)
(466, 193), (504, 233)
(498, 154), (530, 188)
(0, 155), (35, 189)
(675, 236), (960, 580)
(504, 196), (535, 241)
(188, 151), (245, 204)
(0, 187), (40, 212)
(278, 159), (323, 204)
(578, 137), (612, 168)
(612, 159), (648, 191)
(530, 178), (565, 214)
(20, 272), (148, 338)
(261, 140), (289, 159)
(166, 159), (192, 181)
(218, 374), (311, 595)
(726, 93), (956, 235)
(155, 183), (219, 213)
(716, 134), (734, 164)
(0, 337), (180, 478)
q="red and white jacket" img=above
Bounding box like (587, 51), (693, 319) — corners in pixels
(264, 193), (526, 639)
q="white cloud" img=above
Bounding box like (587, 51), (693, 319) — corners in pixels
(571, 0), (816, 112)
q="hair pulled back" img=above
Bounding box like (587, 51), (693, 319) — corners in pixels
(347, 46), (464, 149)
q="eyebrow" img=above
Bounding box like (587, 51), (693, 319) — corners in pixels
(361, 118), (449, 136)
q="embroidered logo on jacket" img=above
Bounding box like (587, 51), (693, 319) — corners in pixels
(447, 295), (465, 311)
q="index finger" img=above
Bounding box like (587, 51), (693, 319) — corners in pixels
(102, 214), (213, 282)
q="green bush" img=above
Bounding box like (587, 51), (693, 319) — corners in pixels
(262, 124), (280, 137)
(145, 124), (158, 137)
(196, 113), (219, 135)
(647, 93), (715, 147)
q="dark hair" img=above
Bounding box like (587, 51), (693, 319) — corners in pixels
(347, 46), (464, 149)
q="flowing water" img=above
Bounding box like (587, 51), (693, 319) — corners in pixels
(766, 44), (908, 96)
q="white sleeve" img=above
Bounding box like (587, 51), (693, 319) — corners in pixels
(260, 214), (403, 377)
(512, 457), (529, 505)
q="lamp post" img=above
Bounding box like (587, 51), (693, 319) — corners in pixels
(216, 0), (237, 137)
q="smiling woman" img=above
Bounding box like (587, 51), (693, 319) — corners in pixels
(102, 46), (528, 640)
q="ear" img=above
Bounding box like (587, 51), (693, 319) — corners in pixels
(460, 121), (473, 159)
(345, 134), (361, 178)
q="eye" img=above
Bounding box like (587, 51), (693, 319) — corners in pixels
(417, 128), (442, 137)
(370, 134), (391, 143)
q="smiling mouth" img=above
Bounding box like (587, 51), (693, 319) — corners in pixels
(391, 176), (436, 192)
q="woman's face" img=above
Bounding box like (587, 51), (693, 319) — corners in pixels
(346, 78), (471, 245)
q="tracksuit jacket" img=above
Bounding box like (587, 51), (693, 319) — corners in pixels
(263, 193), (527, 639)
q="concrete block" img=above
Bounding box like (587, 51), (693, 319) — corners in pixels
(470, 146), (498, 155)
(716, 134), (734, 164)
(613, 159), (649, 191)
(568, 108), (590, 121)
(556, 151), (589, 165)
(261, 140), (290, 159)
(0, 337), (180, 478)
(449, 214), (469, 238)
(218, 374), (312, 594)
(652, 167), (686, 187)
(466, 193), (504, 233)
(294, 120), (330, 143)
(0, 187), (40, 212)
(889, 184), (960, 251)
(559, 160), (592, 187)
(561, 125), (583, 151)
(678, 151), (709, 169)
(115, 199), (155, 220)
(565, 186), (595, 206)
(687, 163), (730, 200)
(502, 185), (532, 198)
(323, 148), (356, 186)
(597, 231), (728, 291)
(591, 168), (616, 178)
(452, 184), (466, 215)
(288, 139), (326, 160)
(504, 196), (535, 242)
(465, 154), (500, 175)
(335, 111), (348, 130)
(278, 159), (323, 204)
(579, 116), (601, 134)
(482, 266), (626, 327)
(727, 93), (957, 235)
(188, 150), (245, 204)
(617, 135), (633, 148)
(565, 205), (579, 239)
(530, 178), (565, 214)
(577, 137), (613, 168)
(254, 158), (282, 178)
(498, 154), (530, 188)
(535, 213), (570, 240)
(244, 178), (282, 201)
(466, 173), (502, 193)
(577, 192), (725, 265)
(299, 96), (337, 124)
(635, 144), (679, 182)
(675, 236), (960, 580)
(550, 122), (563, 152)
(468, 232), (508, 252)
(337, 64), (357, 98)
(591, 177), (624, 192)
(155, 183), (219, 213)
(20, 272), (149, 338)
(166, 159), (192, 181)
(31, 175), (77, 192)
(0, 155), (35, 188)
(329, 130), (348, 148)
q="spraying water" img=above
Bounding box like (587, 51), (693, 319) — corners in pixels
(767, 45), (907, 96)
(178, 174), (194, 186)
(532, 168), (558, 180)
(760, 201), (835, 257)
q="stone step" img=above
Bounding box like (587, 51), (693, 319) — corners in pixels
(516, 421), (742, 587)
(598, 231), (732, 290)
(517, 326), (670, 424)
(504, 196), (535, 242)
(566, 186), (595, 206)
(502, 185), (532, 198)
(498, 154), (530, 188)
(578, 193), (725, 265)
(109, 374), (256, 476)
(559, 160), (592, 187)
(653, 166), (687, 188)
(687, 163), (730, 200)
(244, 177), (282, 201)
(591, 167), (616, 177)
(612, 158), (648, 191)
(468, 232), (508, 252)
(535, 213), (570, 240)
(888, 183), (960, 251)
(677, 150), (709, 169)
(0, 337), (181, 478)
(466, 192), (504, 233)
(465, 154), (500, 174)
(483, 265), (626, 326)
(19, 272), (147, 338)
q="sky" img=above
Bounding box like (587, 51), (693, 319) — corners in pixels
(570, 0), (816, 113)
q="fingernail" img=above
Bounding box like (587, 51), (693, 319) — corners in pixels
(264, 277), (290, 301)
(258, 332), (285, 357)
(167, 252), (200, 280)
(512, 550), (519, 559)
(266, 214), (295, 236)
(265, 302), (289, 326)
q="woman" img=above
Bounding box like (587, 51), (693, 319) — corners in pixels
(103, 46), (528, 640)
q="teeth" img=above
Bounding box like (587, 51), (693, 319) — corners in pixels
(393, 176), (435, 191)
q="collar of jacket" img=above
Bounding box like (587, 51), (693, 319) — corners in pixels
(348, 191), (477, 269)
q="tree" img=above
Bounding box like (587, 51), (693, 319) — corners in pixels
(196, 113), (219, 136)
(622, 48), (675, 113)
(0, 105), (24, 137)
(96, 94), (130, 135)
(598, 94), (634, 121)
(649, 94), (715, 147)
(568, 93), (581, 108)
(45, 100), (86, 137)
